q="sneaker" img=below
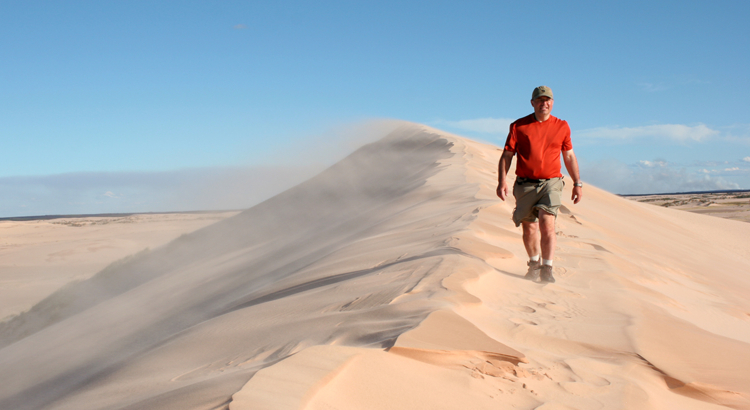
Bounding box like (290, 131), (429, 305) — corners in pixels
(540, 265), (555, 283)
(524, 259), (541, 282)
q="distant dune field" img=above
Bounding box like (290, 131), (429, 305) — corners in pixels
(625, 191), (750, 223)
(1, 124), (749, 410)
(0, 212), (238, 320)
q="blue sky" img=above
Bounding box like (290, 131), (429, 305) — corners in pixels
(1, 1), (749, 216)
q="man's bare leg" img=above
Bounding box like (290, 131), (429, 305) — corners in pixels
(538, 210), (557, 282)
(538, 211), (556, 261)
(521, 221), (540, 258)
(521, 221), (542, 281)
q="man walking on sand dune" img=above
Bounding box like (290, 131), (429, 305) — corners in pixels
(497, 86), (583, 283)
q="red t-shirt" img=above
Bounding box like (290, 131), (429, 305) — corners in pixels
(504, 114), (573, 179)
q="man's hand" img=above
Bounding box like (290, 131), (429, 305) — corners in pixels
(497, 150), (514, 201)
(562, 150), (582, 205)
(571, 186), (582, 204)
(497, 182), (510, 201)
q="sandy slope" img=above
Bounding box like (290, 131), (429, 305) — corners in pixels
(1, 124), (749, 410)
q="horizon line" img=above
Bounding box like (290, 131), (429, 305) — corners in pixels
(618, 189), (750, 197)
(0, 209), (243, 222)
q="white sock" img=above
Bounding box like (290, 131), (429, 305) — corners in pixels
(542, 259), (553, 266)
(530, 255), (540, 262)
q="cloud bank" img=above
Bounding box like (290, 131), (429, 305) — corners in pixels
(0, 120), (404, 218)
(577, 123), (719, 142)
(0, 166), (321, 218)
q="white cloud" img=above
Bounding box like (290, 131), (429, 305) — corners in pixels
(103, 191), (118, 198)
(724, 167), (741, 171)
(639, 160), (667, 168)
(743, 157), (750, 163)
(438, 117), (514, 134)
(577, 123), (719, 142)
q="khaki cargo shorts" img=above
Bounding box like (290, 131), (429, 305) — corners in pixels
(512, 177), (564, 227)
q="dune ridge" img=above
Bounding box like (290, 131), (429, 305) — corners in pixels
(0, 124), (492, 410)
(1, 123), (749, 409)
(230, 127), (750, 410)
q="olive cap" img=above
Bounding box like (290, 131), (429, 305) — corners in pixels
(532, 85), (554, 100)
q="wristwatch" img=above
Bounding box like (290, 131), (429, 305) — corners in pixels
(573, 182), (583, 187)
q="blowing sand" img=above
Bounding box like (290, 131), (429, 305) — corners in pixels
(1, 124), (748, 410)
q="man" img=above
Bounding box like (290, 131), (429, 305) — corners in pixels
(496, 86), (582, 283)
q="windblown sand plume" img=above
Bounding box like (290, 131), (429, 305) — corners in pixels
(1, 123), (749, 410)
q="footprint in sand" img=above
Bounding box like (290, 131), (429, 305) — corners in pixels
(543, 304), (567, 313)
(553, 288), (585, 298)
(556, 230), (579, 238)
(508, 317), (537, 326)
(529, 297), (553, 306)
(508, 306), (536, 313)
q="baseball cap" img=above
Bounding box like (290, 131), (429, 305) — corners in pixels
(532, 86), (554, 100)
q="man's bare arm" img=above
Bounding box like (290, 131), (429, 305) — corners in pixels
(497, 150), (515, 201)
(562, 149), (582, 204)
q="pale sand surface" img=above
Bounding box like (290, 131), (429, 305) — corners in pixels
(1, 124), (749, 410)
(0, 212), (238, 320)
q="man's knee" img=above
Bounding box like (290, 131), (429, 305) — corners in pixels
(521, 221), (539, 235)
(538, 211), (556, 235)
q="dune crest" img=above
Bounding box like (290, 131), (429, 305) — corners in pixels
(229, 126), (750, 410)
(1, 123), (749, 410)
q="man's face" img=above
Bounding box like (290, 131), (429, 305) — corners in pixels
(531, 96), (554, 117)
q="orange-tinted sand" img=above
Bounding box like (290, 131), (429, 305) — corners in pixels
(1, 124), (748, 410)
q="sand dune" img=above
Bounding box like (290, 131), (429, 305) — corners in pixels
(1, 124), (749, 409)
